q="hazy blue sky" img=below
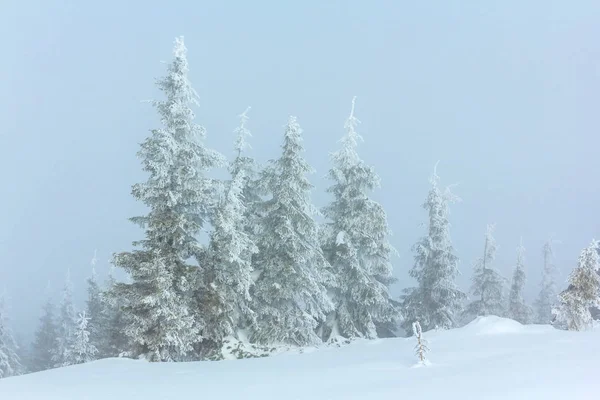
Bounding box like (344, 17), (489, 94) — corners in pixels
(1, 0), (599, 337)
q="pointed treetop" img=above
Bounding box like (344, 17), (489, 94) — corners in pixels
(234, 106), (252, 155)
(90, 249), (98, 278)
(173, 36), (187, 59)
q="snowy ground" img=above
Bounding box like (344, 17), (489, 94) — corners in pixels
(1, 317), (599, 399)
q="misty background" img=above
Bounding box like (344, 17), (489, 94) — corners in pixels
(1, 0), (599, 339)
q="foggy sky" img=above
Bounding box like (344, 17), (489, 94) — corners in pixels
(1, 0), (599, 338)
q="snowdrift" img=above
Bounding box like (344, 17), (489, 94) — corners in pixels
(1, 317), (599, 399)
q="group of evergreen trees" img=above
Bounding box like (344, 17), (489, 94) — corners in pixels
(2, 36), (599, 378)
(102, 37), (399, 362)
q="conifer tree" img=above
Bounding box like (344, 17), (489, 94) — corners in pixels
(412, 321), (429, 365)
(109, 37), (224, 361)
(0, 294), (21, 378)
(53, 270), (77, 367)
(507, 239), (533, 324)
(31, 295), (58, 372)
(535, 239), (558, 324)
(86, 251), (107, 357)
(401, 165), (466, 332)
(321, 97), (398, 340)
(553, 240), (600, 331)
(198, 113), (259, 357)
(465, 224), (506, 320)
(63, 312), (98, 366)
(250, 116), (334, 347)
(102, 268), (129, 357)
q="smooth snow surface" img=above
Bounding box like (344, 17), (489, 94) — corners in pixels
(1, 317), (599, 399)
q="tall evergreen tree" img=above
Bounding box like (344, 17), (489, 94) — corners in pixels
(198, 112), (259, 357)
(465, 224), (506, 320)
(535, 239), (558, 324)
(53, 270), (77, 367)
(250, 116), (334, 347)
(109, 37), (224, 361)
(31, 295), (58, 372)
(321, 97), (398, 340)
(0, 294), (21, 379)
(553, 240), (600, 331)
(401, 165), (466, 332)
(230, 107), (262, 226)
(63, 312), (98, 366)
(507, 239), (533, 324)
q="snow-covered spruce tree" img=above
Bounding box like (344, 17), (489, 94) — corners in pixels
(465, 224), (506, 320)
(401, 165), (466, 333)
(552, 240), (600, 331)
(250, 116), (334, 347)
(507, 240), (533, 324)
(320, 97), (398, 340)
(0, 295), (21, 379)
(53, 270), (77, 367)
(535, 239), (558, 324)
(230, 107), (262, 236)
(101, 268), (129, 357)
(199, 128), (259, 358)
(412, 321), (429, 365)
(62, 312), (98, 366)
(109, 37), (225, 362)
(31, 296), (58, 372)
(86, 252), (108, 358)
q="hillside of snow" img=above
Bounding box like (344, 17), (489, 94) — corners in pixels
(1, 317), (599, 399)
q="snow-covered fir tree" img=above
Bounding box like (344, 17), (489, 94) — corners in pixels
(465, 224), (506, 320)
(0, 294), (21, 379)
(109, 37), (224, 361)
(62, 312), (98, 366)
(53, 270), (77, 367)
(401, 165), (466, 332)
(101, 267), (129, 358)
(31, 295), (58, 372)
(553, 240), (600, 331)
(535, 239), (558, 324)
(250, 116), (334, 347)
(229, 107), (262, 235)
(86, 252), (107, 357)
(507, 240), (533, 324)
(199, 119), (259, 356)
(321, 97), (398, 340)
(412, 321), (429, 365)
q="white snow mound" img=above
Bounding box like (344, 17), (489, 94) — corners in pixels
(1, 317), (599, 399)
(463, 315), (525, 335)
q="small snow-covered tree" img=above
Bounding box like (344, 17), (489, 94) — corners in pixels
(464, 224), (506, 320)
(53, 270), (77, 367)
(412, 321), (429, 365)
(62, 312), (98, 366)
(250, 116), (334, 347)
(507, 240), (533, 324)
(31, 295), (58, 372)
(401, 165), (466, 332)
(321, 97), (398, 340)
(109, 37), (224, 361)
(86, 251), (107, 357)
(199, 121), (259, 356)
(0, 294), (21, 379)
(553, 240), (600, 331)
(101, 268), (129, 358)
(535, 239), (558, 324)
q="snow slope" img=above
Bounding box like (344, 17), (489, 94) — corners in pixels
(1, 316), (599, 399)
